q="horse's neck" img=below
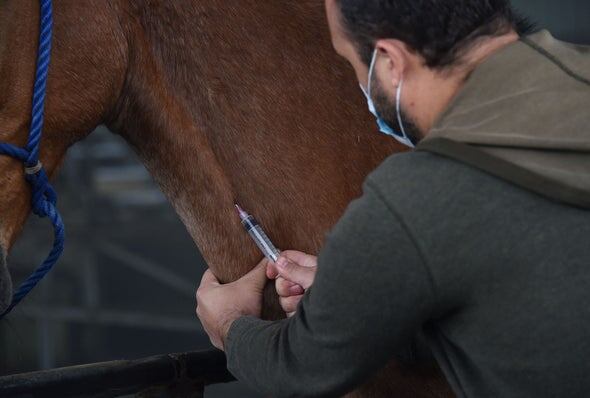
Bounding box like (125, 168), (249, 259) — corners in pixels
(108, 1), (398, 281)
(108, 53), (250, 282)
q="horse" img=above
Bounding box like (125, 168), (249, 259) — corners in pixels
(0, 1), (453, 397)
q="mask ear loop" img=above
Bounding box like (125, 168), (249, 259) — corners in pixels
(396, 79), (413, 145)
(369, 49), (415, 148)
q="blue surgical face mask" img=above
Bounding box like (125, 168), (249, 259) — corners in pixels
(360, 49), (415, 148)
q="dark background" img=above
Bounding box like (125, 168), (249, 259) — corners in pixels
(1, 1), (588, 397)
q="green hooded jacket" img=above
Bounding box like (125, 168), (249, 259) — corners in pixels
(226, 31), (590, 398)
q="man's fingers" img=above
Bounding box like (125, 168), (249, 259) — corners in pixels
(276, 276), (304, 297)
(280, 250), (318, 268)
(200, 269), (220, 287)
(276, 257), (315, 289)
(280, 295), (303, 314)
(197, 269), (219, 302)
(268, 251), (317, 280)
(267, 262), (280, 279)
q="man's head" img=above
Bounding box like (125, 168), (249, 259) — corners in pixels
(326, 0), (531, 144)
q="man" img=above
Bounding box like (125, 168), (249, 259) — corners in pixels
(196, 0), (590, 397)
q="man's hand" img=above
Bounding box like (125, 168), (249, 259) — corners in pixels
(267, 250), (318, 317)
(196, 258), (268, 351)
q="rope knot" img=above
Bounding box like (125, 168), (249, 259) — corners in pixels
(24, 160), (43, 175)
(24, 165), (57, 218)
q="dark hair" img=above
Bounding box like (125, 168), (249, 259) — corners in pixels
(336, 0), (534, 68)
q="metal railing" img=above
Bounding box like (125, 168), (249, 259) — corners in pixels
(0, 350), (234, 398)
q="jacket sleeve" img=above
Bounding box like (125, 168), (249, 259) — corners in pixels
(225, 179), (438, 398)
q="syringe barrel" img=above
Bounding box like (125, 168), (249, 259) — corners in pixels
(241, 216), (280, 262)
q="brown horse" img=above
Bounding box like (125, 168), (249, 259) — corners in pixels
(0, 1), (452, 396)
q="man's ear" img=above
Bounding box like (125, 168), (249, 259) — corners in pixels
(374, 39), (407, 89)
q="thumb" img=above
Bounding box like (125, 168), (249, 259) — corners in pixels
(276, 257), (315, 289)
(243, 258), (269, 288)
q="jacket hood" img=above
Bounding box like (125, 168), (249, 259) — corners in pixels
(423, 30), (590, 208)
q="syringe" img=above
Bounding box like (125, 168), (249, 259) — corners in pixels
(235, 204), (281, 263)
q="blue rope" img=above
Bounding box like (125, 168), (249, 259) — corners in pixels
(0, 0), (65, 317)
